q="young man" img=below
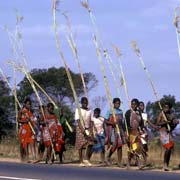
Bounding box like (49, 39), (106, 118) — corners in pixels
(91, 108), (105, 163)
(157, 102), (179, 171)
(75, 97), (94, 167)
(18, 98), (36, 162)
(125, 98), (144, 169)
(105, 98), (126, 167)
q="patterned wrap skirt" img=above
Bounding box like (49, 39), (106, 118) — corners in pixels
(75, 125), (94, 150)
(160, 128), (174, 149)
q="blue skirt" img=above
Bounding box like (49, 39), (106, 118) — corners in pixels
(92, 134), (105, 153)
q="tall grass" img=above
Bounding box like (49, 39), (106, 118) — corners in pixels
(0, 135), (20, 159)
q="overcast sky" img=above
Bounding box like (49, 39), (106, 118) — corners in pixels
(0, 0), (180, 112)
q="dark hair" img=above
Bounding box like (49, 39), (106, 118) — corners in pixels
(38, 105), (45, 109)
(47, 103), (54, 108)
(24, 97), (31, 104)
(94, 108), (101, 114)
(164, 102), (172, 109)
(113, 98), (121, 104)
(131, 98), (139, 105)
(139, 101), (144, 106)
(81, 97), (88, 104)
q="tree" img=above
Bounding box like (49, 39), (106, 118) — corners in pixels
(91, 95), (107, 110)
(0, 79), (14, 139)
(17, 67), (98, 106)
(146, 94), (180, 123)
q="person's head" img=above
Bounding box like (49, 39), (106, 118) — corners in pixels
(131, 98), (139, 111)
(163, 102), (172, 113)
(94, 108), (101, 118)
(81, 97), (88, 109)
(47, 103), (54, 114)
(59, 108), (63, 117)
(113, 98), (121, 109)
(139, 101), (145, 112)
(38, 105), (45, 114)
(23, 97), (31, 110)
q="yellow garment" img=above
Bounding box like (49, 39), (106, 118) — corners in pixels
(132, 143), (138, 151)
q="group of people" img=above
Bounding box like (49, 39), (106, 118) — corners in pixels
(74, 97), (179, 171)
(17, 96), (179, 171)
(18, 98), (65, 164)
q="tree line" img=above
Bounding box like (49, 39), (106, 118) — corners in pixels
(0, 66), (180, 141)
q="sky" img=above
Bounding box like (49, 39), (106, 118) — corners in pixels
(0, 0), (180, 113)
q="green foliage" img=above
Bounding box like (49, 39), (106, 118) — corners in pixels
(0, 80), (14, 140)
(53, 105), (75, 145)
(146, 94), (180, 123)
(17, 67), (98, 105)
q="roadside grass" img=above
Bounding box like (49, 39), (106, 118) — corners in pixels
(0, 136), (180, 169)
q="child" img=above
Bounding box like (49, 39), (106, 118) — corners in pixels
(91, 108), (105, 163)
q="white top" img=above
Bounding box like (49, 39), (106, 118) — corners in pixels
(92, 116), (104, 135)
(75, 108), (92, 128)
(141, 113), (148, 121)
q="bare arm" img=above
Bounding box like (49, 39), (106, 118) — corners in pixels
(77, 119), (85, 134)
(90, 121), (95, 138)
(104, 118), (115, 126)
(156, 112), (169, 126)
(17, 110), (28, 124)
(147, 119), (159, 129)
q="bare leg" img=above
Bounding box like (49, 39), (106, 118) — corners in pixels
(46, 146), (52, 164)
(20, 144), (25, 162)
(39, 142), (45, 160)
(117, 147), (124, 167)
(25, 144), (29, 162)
(164, 148), (172, 171)
(142, 144), (148, 166)
(127, 151), (132, 169)
(85, 145), (93, 161)
(79, 148), (83, 163)
(101, 150), (105, 163)
(106, 149), (113, 165)
(29, 142), (36, 160)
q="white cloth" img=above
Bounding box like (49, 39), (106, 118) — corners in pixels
(141, 113), (148, 121)
(92, 116), (104, 135)
(75, 108), (92, 128)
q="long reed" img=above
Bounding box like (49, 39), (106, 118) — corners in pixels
(103, 50), (123, 104)
(31, 78), (73, 132)
(63, 13), (88, 98)
(93, 36), (120, 135)
(174, 7), (180, 58)
(131, 41), (170, 131)
(112, 45), (130, 137)
(52, 0), (87, 135)
(81, 0), (121, 135)
(6, 15), (56, 158)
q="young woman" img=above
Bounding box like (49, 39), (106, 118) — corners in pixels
(18, 98), (36, 162)
(43, 103), (58, 164)
(105, 98), (126, 167)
